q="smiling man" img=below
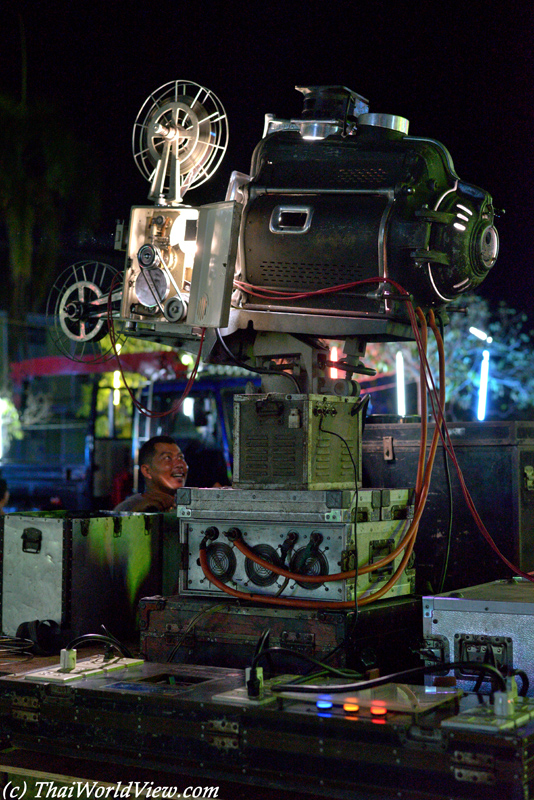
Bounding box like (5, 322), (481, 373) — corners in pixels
(113, 436), (188, 512)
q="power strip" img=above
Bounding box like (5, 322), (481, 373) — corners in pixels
(441, 697), (534, 732)
(213, 675), (296, 706)
(25, 655), (144, 684)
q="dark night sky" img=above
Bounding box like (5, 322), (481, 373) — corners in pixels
(2, 1), (534, 315)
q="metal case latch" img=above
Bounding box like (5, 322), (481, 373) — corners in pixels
(22, 527), (42, 554)
(383, 436), (394, 461)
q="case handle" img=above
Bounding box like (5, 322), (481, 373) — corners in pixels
(21, 527), (42, 554)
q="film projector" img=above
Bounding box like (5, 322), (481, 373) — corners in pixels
(45, 80), (498, 611)
(7, 80), (525, 800)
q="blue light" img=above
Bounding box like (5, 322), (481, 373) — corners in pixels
(316, 697), (333, 710)
(396, 351), (406, 417)
(477, 350), (490, 421)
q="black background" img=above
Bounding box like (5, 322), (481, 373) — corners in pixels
(2, 0), (533, 315)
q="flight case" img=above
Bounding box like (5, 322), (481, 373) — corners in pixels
(362, 420), (534, 592)
(0, 658), (532, 799)
(139, 593), (423, 675)
(423, 578), (534, 695)
(0, 511), (179, 640)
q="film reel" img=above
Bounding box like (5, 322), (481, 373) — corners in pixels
(46, 261), (125, 362)
(132, 80), (229, 204)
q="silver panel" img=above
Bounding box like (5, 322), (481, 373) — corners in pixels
(120, 206), (198, 324)
(2, 515), (65, 636)
(423, 579), (534, 695)
(177, 488), (415, 603)
(186, 201), (241, 328)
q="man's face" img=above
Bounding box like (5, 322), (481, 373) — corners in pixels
(142, 442), (188, 495)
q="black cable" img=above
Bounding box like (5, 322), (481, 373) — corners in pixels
(165, 601), (238, 663)
(318, 638), (347, 668)
(247, 628), (275, 694)
(251, 629), (273, 680)
(359, 394), (370, 435)
(254, 628), (271, 660)
(436, 436), (454, 593)
(270, 659), (507, 694)
(436, 313), (454, 594)
(318, 412), (360, 622)
(65, 633), (133, 658)
(318, 414), (359, 489)
(100, 624), (127, 649)
(275, 577), (290, 597)
(215, 328), (301, 391)
(472, 645), (497, 693)
(0, 635), (35, 659)
(513, 669), (529, 697)
(323, 607), (361, 668)
(251, 645), (363, 680)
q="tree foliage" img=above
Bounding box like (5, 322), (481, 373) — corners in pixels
(365, 295), (534, 420)
(0, 93), (101, 359)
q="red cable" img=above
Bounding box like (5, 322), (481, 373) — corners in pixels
(106, 273), (206, 419)
(199, 546), (357, 609)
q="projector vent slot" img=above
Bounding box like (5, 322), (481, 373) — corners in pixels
(337, 166), (389, 184)
(258, 262), (365, 288)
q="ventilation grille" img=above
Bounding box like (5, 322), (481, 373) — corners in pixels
(315, 434), (357, 479)
(258, 262), (365, 288)
(336, 167), (389, 184)
(242, 433), (298, 481)
(268, 161), (393, 188)
(206, 543), (236, 583)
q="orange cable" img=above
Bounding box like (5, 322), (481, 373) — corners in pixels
(199, 546), (357, 609)
(415, 308), (428, 505)
(357, 311), (447, 604)
(197, 299), (447, 606)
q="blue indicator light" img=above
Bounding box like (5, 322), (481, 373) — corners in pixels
(316, 699), (333, 710)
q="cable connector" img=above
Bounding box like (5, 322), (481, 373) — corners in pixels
(493, 675), (518, 717)
(59, 648), (77, 673)
(245, 666), (264, 700)
(224, 527), (242, 542)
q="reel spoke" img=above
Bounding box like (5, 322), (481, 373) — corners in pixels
(46, 261), (125, 363)
(132, 80), (229, 203)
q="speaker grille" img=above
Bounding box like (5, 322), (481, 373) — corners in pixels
(206, 543), (236, 583)
(244, 544), (281, 587)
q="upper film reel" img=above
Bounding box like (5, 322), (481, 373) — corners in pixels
(132, 80), (229, 204)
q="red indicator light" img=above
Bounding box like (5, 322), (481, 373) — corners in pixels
(370, 705), (387, 716)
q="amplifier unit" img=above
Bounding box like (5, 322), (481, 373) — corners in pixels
(233, 393), (363, 490)
(175, 487), (415, 603)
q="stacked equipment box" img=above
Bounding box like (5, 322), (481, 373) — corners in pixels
(0, 511), (179, 640)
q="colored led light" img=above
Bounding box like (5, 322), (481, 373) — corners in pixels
(477, 350), (490, 421)
(370, 705), (387, 716)
(396, 351), (406, 416)
(343, 702), (360, 713)
(317, 699), (333, 710)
